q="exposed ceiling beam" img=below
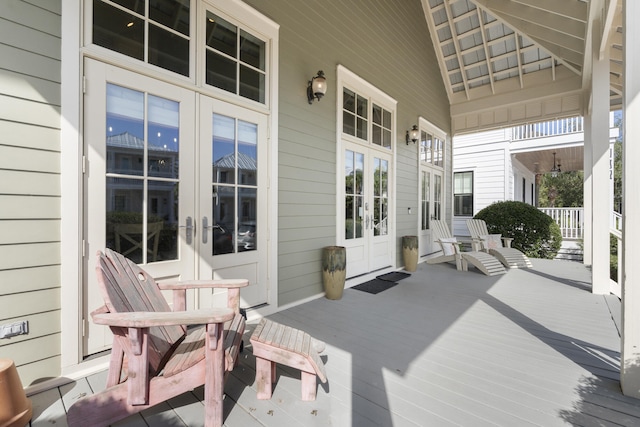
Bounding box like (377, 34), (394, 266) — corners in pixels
(443, 0), (471, 99)
(601, 0), (620, 59)
(471, 0), (584, 76)
(450, 66), (582, 109)
(473, 0), (585, 39)
(508, 0), (588, 22)
(420, 0), (456, 102)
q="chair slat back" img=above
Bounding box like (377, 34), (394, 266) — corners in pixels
(431, 220), (453, 240)
(96, 249), (185, 374)
(466, 219), (489, 239)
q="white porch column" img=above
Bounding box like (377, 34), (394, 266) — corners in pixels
(583, 114), (592, 265)
(589, 9), (611, 295)
(621, 0), (640, 398)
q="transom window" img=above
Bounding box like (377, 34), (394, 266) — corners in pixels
(93, 0), (191, 76)
(205, 12), (266, 103)
(343, 88), (393, 149)
(420, 130), (444, 167)
(90, 1), (269, 104)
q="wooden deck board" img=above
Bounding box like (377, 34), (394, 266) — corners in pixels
(26, 258), (640, 426)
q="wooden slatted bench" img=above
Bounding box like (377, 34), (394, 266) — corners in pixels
(250, 318), (327, 401)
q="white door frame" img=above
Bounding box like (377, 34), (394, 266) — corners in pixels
(336, 66), (397, 278)
(60, 0), (279, 374)
(197, 96), (269, 311)
(419, 166), (444, 256)
(83, 59), (198, 355)
(417, 117), (447, 257)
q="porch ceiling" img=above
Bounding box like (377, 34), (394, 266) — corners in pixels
(422, 0), (622, 134)
(514, 146), (585, 174)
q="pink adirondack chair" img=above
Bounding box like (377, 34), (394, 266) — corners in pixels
(67, 249), (248, 427)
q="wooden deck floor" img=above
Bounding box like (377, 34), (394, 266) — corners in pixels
(28, 258), (640, 426)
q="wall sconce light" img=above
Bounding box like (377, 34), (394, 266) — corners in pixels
(307, 70), (327, 104)
(550, 152), (561, 177)
(406, 125), (419, 145)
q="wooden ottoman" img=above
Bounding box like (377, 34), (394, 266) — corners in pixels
(250, 319), (327, 401)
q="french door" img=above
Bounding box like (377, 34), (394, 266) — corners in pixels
(197, 97), (268, 310)
(83, 60), (268, 355)
(343, 143), (393, 278)
(419, 166), (443, 256)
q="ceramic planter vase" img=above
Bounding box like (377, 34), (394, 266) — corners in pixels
(322, 246), (346, 300)
(0, 358), (32, 427)
(402, 235), (418, 272)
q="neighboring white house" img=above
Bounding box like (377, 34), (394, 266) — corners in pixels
(452, 113), (620, 237)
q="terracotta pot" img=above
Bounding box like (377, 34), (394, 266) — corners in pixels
(322, 246), (346, 300)
(0, 358), (32, 427)
(402, 236), (418, 272)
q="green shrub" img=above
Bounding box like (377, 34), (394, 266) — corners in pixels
(474, 201), (562, 259)
(610, 233), (620, 281)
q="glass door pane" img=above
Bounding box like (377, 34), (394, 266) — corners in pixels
(373, 157), (388, 236)
(434, 173), (442, 220)
(345, 150), (364, 239)
(211, 114), (258, 255)
(421, 170), (430, 230)
(105, 83), (180, 264)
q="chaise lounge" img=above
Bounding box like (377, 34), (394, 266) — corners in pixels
(467, 218), (533, 268)
(427, 220), (506, 276)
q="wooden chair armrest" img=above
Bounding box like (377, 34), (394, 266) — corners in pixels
(158, 279), (249, 290)
(469, 237), (485, 252)
(158, 280), (246, 314)
(90, 304), (110, 317)
(92, 308), (234, 328)
(501, 237), (513, 248)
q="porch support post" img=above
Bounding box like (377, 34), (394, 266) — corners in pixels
(583, 115), (592, 265)
(589, 4), (611, 295)
(621, 0), (640, 398)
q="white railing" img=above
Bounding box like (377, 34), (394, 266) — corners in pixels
(611, 226), (622, 298)
(512, 116), (584, 141)
(539, 207), (583, 239)
(610, 212), (622, 298)
(612, 211), (622, 233)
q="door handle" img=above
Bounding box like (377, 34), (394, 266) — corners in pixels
(202, 216), (215, 244)
(179, 216), (193, 245)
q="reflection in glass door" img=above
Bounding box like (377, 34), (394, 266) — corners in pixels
(199, 98), (267, 310)
(344, 146), (392, 277)
(105, 84), (182, 264)
(210, 114), (258, 256)
(84, 60), (196, 356)
(345, 150), (364, 242)
(419, 167), (442, 256)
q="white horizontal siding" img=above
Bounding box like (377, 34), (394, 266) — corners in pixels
(0, 121), (60, 151)
(0, 0), (62, 384)
(243, 0), (450, 306)
(453, 143), (508, 235)
(0, 265), (60, 295)
(0, 219), (60, 244)
(454, 128), (510, 147)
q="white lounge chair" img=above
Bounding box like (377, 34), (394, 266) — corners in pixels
(427, 220), (506, 276)
(466, 218), (533, 268)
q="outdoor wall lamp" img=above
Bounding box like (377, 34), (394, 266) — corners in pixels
(406, 125), (419, 145)
(550, 152), (561, 177)
(307, 70), (327, 104)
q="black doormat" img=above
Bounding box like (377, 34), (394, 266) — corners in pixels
(376, 271), (411, 282)
(352, 279), (398, 294)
